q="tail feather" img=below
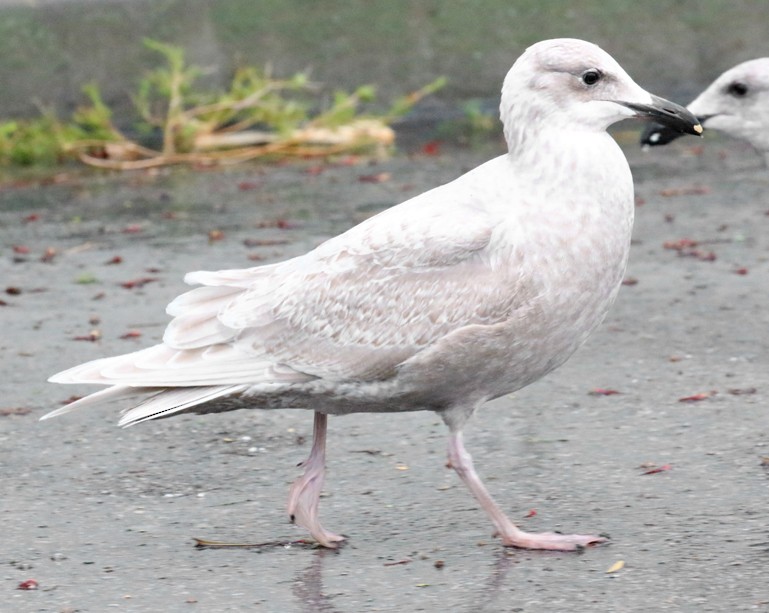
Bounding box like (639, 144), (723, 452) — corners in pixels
(40, 385), (155, 421)
(118, 384), (248, 427)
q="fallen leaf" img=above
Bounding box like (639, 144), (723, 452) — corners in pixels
(73, 329), (101, 342)
(663, 238), (699, 251)
(678, 391), (716, 402)
(120, 277), (159, 289)
(662, 238), (716, 261)
(256, 219), (299, 230)
(524, 509), (537, 518)
(0, 407), (32, 417)
(383, 558), (412, 566)
(621, 277), (638, 286)
(421, 140), (441, 156)
(12, 245), (29, 254)
(41, 247), (57, 263)
(17, 579), (38, 590)
(588, 388), (621, 396)
(237, 180), (262, 190)
(660, 185), (710, 197)
(122, 224), (143, 234)
(120, 330), (142, 340)
(6, 286), (21, 295)
(734, 267), (749, 275)
(75, 273), (98, 285)
(208, 229), (225, 242)
(605, 560), (625, 573)
(105, 255), (123, 265)
(22, 213), (40, 223)
(642, 464), (671, 475)
(243, 238), (290, 247)
(358, 172), (391, 183)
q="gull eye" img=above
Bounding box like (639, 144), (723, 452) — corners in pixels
(581, 69), (602, 86)
(727, 81), (748, 97)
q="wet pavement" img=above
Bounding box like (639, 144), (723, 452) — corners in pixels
(1, 133), (768, 612)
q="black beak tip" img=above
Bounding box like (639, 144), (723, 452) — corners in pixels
(640, 121), (690, 146)
(621, 97), (702, 139)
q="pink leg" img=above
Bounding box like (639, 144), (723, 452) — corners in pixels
(286, 412), (345, 548)
(447, 431), (607, 551)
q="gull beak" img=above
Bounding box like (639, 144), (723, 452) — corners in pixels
(640, 112), (710, 147)
(619, 95), (703, 136)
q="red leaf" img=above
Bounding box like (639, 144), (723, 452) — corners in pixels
(734, 267), (749, 275)
(642, 464), (671, 475)
(119, 277), (158, 289)
(120, 330), (142, 339)
(524, 509), (537, 518)
(237, 180), (262, 190)
(73, 329), (101, 342)
(22, 213), (40, 223)
(663, 238), (699, 251)
(588, 388), (621, 396)
(122, 224), (143, 234)
(17, 579), (38, 591)
(0, 407), (32, 416)
(12, 245), (29, 254)
(105, 255), (123, 265)
(621, 277), (638, 286)
(678, 391), (716, 402)
(421, 140), (441, 156)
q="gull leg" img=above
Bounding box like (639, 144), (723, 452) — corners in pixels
(447, 431), (607, 551)
(287, 411), (345, 548)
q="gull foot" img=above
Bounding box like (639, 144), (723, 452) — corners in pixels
(501, 531), (608, 551)
(287, 469), (345, 548)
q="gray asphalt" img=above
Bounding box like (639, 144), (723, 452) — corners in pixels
(2, 133), (768, 612)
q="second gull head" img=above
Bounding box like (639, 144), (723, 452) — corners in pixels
(641, 57), (769, 163)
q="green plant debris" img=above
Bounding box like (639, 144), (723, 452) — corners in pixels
(74, 273), (98, 285)
(0, 39), (445, 169)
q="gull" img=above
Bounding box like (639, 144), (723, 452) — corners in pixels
(641, 58), (769, 164)
(42, 39), (700, 551)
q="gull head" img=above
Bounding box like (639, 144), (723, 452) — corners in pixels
(501, 39), (701, 153)
(686, 58), (769, 150)
(641, 58), (769, 155)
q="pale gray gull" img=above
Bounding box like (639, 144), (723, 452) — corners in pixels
(641, 57), (769, 164)
(43, 39), (701, 551)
